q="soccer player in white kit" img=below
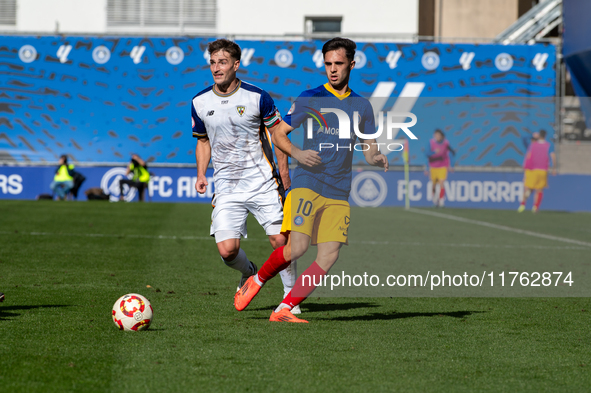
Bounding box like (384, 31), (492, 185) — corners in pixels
(192, 39), (298, 309)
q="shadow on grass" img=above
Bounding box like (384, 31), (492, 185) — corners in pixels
(247, 302), (380, 313)
(0, 305), (70, 321)
(317, 310), (485, 321)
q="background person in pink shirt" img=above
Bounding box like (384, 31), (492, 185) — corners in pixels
(520, 132), (539, 208)
(424, 129), (456, 207)
(518, 129), (556, 213)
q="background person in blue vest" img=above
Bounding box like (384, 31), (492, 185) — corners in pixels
(119, 154), (150, 202)
(50, 155), (76, 201)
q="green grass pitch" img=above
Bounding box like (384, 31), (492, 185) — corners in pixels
(0, 200), (590, 392)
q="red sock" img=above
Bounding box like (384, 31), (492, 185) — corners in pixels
(534, 192), (543, 209)
(281, 261), (326, 309)
(257, 246), (291, 283)
(439, 186), (445, 200)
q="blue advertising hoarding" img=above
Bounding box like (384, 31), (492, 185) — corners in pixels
(1, 166), (588, 212)
(0, 36), (556, 168)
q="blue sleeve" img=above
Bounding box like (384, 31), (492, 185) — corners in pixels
(522, 136), (531, 150)
(260, 90), (282, 128)
(192, 102), (206, 138)
(548, 141), (555, 154)
(357, 101), (376, 140)
(283, 94), (309, 129)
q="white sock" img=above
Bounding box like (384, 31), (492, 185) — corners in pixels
(279, 259), (297, 297)
(253, 274), (264, 287)
(275, 303), (291, 313)
(222, 248), (251, 275)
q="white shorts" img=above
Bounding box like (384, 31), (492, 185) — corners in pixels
(210, 189), (284, 243)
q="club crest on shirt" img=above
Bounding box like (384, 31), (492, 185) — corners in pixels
(236, 106), (246, 116)
(293, 215), (304, 226)
(287, 102), (295, 115)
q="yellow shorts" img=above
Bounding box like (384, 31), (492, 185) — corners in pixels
(430, 167), (447, 182)
(280, 188), (350, 245)
(524, 169), (548, 190)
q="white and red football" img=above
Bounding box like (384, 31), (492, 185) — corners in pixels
(112, 293), (153, 331)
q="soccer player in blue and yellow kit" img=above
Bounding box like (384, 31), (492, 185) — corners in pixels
(234, 38), (389, 323)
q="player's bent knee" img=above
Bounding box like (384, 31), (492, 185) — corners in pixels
(268, 234), (286, 250)
(290, 243), (309, 261)
(218, 247), (239, 261)
(217, 241), (240, 261)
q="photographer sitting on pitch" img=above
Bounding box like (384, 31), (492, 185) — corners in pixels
(119, 154), (150, 202)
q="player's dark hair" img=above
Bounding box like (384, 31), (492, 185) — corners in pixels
(208, 39), (241, 61)
(60, 154), (68, 164)
(322, 37), (356, 62)
(435, 129), (445, 138)
(539, 129), (547, 138)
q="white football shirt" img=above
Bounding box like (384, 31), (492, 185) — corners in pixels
(192, 80), (283, 195)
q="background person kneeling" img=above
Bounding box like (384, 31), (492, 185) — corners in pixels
(119, 154), (150, 202)
(50, 155), (75, 201)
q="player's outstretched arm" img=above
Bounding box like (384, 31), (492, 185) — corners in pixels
(360, 138), (389, 172)
(195, 137), (211, 194)
(269, 121), (321, 167)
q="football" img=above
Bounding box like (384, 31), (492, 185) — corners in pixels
(112, 293), (153, 331)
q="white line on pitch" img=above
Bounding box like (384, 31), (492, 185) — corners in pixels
(407, 208), (591, 248)
(0, 230), (587, 250)
(0, 231), (215, 241)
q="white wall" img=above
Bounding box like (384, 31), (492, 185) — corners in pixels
(16, 0), (107, 33)
(217, 0), (418, 36)
(8, 0), (417, 36)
